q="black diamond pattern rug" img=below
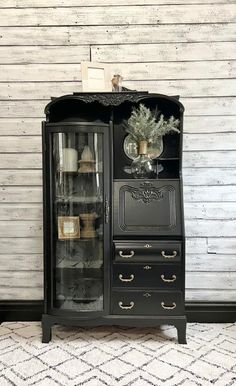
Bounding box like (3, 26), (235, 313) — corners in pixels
(0, 322), (236, 385)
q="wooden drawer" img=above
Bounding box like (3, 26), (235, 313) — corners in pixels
(111, 290), (184, 316)
(114, 241), (181, 263)
(113, 263), (181, 289)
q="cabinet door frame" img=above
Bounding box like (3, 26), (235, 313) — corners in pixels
(42, 122), (111, 317)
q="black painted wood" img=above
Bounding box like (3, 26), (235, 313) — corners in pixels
(111, 290), (185, 316)
(113, 180), (181, 236)
(41, 92), (187, 344)
(114, 240), (182, 262)
(112, 263), (181, 289)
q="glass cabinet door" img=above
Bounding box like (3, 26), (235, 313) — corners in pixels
(50, 127), (108, 313)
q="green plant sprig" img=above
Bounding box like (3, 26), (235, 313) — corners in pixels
(124, 104), (180, 144)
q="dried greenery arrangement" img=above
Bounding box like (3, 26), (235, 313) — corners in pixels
(124, 104), (180, 145)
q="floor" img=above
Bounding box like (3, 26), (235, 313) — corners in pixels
(0, 322), (235, 386)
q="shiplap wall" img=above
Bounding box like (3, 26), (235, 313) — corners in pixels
(0, 0), (236, 302)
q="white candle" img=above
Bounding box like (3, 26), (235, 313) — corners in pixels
(62, 148), (78, 172)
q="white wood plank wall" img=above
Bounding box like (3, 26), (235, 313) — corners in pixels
(0, 0), (235, 302)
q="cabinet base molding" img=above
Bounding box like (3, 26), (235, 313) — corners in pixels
(41, 313), (187, 344)
(0, 300), (235, 324)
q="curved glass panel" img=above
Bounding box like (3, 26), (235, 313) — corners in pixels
(52, 130), (104, 312)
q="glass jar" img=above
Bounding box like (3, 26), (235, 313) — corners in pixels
(131, 140), (154, 179)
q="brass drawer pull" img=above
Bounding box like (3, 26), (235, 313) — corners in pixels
(143, 293), (151, 298)
(119, 274), (134, 282)
(161, 274), (176, 283)
(143, 265), (152, 270)
(144, 244), (152, 248)
(119, 301), (134, 310)
(161, 250), (177, 259)
(161, 302), (176, 310)
(119, 250), (134, 258)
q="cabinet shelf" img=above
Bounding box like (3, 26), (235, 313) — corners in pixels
(56, 197), (103, 204)
(58, 171), (102, 174)
(158, 157), (179, 161)
(57, 237), (101, 242)
(56, 264), (103, 269)
(114, 178), (180, 182)
(56, 295), (103, 311)
(65, 297), (98, 303)
(56, 266), (103, 275)
(78, 171), (102, 174)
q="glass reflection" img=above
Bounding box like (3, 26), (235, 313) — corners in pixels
(52, 130), (104, 312)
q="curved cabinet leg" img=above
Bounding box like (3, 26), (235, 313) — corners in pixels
(176, 320), (187, 344)
(42, 315), (52, 343)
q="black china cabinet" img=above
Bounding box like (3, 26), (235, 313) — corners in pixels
(42, 91), (187, 344)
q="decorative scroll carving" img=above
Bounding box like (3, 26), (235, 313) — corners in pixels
(125, 182), (165, 204)
(45, 92), (149, 116)
(72, 92), (148, 106)
(45, 92), (184, 119)
(117, 182), (177, 232)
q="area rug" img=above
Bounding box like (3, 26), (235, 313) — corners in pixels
(0, 322), (235, 386)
